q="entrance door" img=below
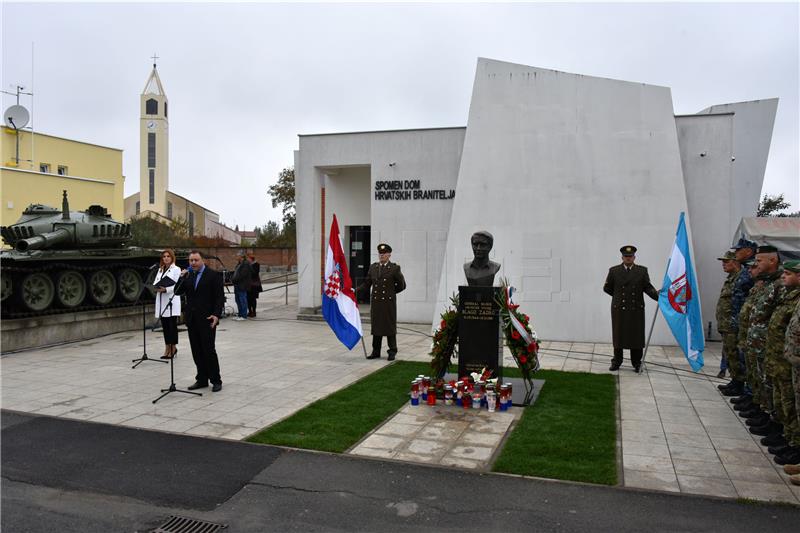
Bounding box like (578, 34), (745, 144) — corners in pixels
(349, 225), (371, 303)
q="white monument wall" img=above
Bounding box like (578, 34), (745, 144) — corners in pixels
(435, 59), (692, 344)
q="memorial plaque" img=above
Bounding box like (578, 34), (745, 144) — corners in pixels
(458, 285), (501, 380)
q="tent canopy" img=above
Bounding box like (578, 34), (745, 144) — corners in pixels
(734, 217), (800, 258)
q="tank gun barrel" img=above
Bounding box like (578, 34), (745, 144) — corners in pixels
(15, 228), (72, 252)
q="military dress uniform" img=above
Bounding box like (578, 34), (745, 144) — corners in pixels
(357, 243), (406, 360)
(767, 282), (800, 457)
(603, 245), (659, 371)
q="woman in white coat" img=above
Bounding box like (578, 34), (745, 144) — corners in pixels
(154, 249), (182, 359)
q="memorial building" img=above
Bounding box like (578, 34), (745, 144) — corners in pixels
(295, 58), (778, 344)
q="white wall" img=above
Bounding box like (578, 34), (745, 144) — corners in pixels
(676, 113), (734, 339)
(699, 99), (778, 233)
(296, 128), (465, 321)
(435, 58), (691, 344)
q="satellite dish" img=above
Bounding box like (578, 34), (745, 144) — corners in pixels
(4, 105), (30, 129)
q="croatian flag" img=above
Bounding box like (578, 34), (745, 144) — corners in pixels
(322, 215), (363, 350)
(658, 212), (705, 372)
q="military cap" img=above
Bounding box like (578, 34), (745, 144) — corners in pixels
(783, 260), (800, 273)
(742, 258), (757, 268)
(756, 245), (779, 254)
(377, 243), (392, 254)
(733, 238), (758, 250)
(716, 250), (737, 261)
(620, 245), (637, 256)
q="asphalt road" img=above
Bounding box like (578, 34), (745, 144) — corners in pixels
(2, 410), (798, 532)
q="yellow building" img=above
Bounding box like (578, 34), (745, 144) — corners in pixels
(0, 126), (125, 229)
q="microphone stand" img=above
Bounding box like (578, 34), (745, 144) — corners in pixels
(132, 265), (168, 369)
(153, 270), (202, 403)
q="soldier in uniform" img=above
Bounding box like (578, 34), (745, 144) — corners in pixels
(780, 260), (800, 483)
(735, 259), (765, 419)
(357, 243), (406, 361)
(744, 246), (784, 440)
(765, 260), (800, 465)
(726, 240), (757, 400)
(603, 245), (659, 372)
(716, 251), (744, 390)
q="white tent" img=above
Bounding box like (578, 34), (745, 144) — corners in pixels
(734, 217), (800, 259)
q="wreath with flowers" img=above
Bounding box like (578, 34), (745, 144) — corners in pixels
(495, 279), (540, 404)
(429, 294), (460, 380)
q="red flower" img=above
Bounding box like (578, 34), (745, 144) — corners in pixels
(511, 330), (521, 340)
(440, 320), (447, 329)
(522, 314), (529, 324)
(527, 343), (536, 353)
(509, 304), (520, 310)
(519, 355), (528, 364)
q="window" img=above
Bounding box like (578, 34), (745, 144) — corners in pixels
(149, 169), (155, 204)
(147, 133), (156, 167)
(146, 98), (158, 115)
(164, 101), (168, 118)
(57, 165), (68, 176)
(167, 201), (173, 219)
(188, 211), (194, 237)
(39, 163), (50, 173)
(135, 201), (140, 214)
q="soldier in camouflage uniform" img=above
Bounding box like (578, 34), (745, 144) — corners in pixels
(767, 260), (800, 465)
(745, 246), (784, 439)
(728, 240), (756, 393)
(716, 251), (744, 394)
(781, 260), (800, 482)
(735, 260), (764, 418)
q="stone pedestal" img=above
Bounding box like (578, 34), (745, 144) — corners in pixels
(457, 286), (502, 380)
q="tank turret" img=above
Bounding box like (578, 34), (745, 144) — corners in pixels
(1, 191), (167, 317)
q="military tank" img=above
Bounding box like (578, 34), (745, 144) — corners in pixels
(1, 191), (162, 318)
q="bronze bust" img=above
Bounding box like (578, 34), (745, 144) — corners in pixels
(464, 231), (501, 286)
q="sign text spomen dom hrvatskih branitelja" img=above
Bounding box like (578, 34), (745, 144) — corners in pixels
(374, 180), (456, 201)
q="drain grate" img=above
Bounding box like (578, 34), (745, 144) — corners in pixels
(152, 515), (226, 533)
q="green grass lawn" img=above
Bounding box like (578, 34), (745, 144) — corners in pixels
(246, 361), (617, 485)
(493, 368), (617, 485)
(246, 361), (431, 452)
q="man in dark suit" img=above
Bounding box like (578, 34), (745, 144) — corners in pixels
(356, 243), (406, 361)
(175, 250), (225, 391)
(603, 245), (659, 372)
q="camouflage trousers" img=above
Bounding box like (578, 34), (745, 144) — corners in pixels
(722, 332), (744, 381)
(766, 358), (793, 435)
(792, 365), (800, 447)
(744, 347), (763, 405)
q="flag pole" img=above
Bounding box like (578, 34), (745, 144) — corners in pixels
(360, 335), (368, 359)
(641, 304), (660, 372)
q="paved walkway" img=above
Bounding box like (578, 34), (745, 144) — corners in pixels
(1, 283), (798, 504)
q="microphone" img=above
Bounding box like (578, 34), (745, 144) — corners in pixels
(174, 265), (194, 292)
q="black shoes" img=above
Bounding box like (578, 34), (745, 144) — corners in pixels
(212, 383), (222, 392)
(761, 434), (787, 447)
(717, 380), (733, 391)
(774, 448), (800, 466)
(716, 369), (727, 379)
(633, 364), (642, 373)
(609, 362), (621, 371)
(387, 353), (396, 361)
(750, 421), (782, 437)
(187, 381), (208, 390)
(366, 353), (380, 360)
(739, 407), (762, 419)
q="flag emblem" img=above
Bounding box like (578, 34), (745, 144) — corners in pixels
(667, 273), (691, 314)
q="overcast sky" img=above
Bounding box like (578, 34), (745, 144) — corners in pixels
(2, 2), (798, 230)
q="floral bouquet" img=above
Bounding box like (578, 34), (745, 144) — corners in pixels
(496, 279), (540, 404)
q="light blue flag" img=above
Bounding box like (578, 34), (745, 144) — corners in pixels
(657, 212), (705, 372)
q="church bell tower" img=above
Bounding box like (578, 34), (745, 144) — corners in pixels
(139, 56), (169, 217)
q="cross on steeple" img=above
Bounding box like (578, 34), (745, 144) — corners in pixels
(151, 53), (159, 68)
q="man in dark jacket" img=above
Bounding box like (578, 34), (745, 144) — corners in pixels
(357, 243), (406, 361)
(231, 251), (253, 320)
(175, 250), (225, 392)
(603, 245), (659, 372)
